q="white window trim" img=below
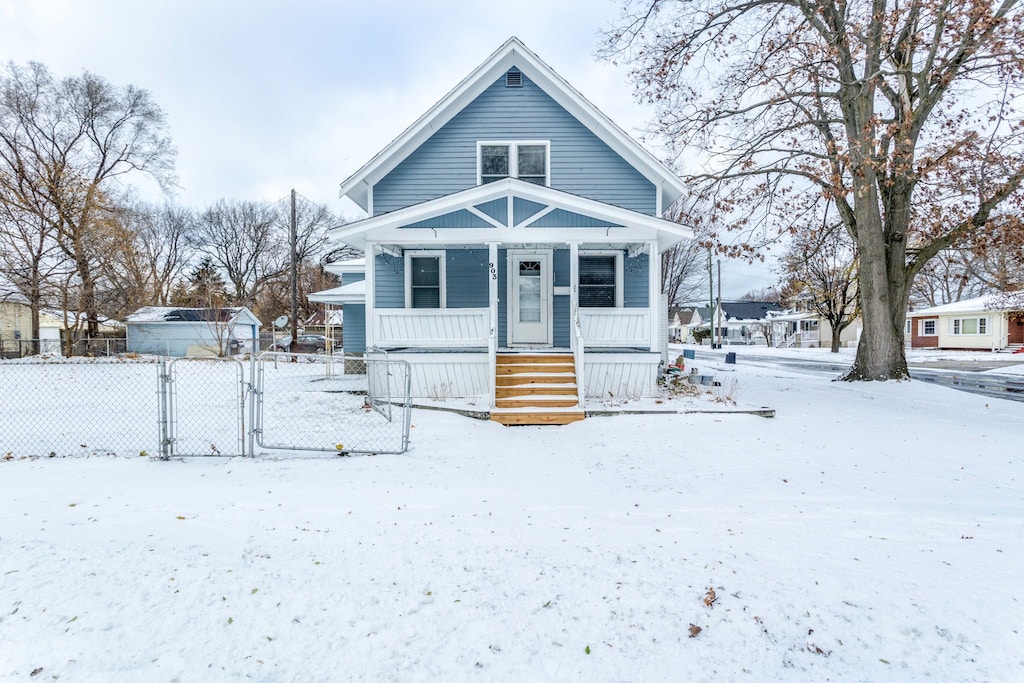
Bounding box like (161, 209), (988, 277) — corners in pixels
(578, 250), (624, 308)
(477, 140), (550, 186)
(404, 250), (447, 309)
(949, 316), (989, 336)
(919, 319), (937, 336)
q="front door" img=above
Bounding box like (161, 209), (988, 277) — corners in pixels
(509, 251), (551, 346)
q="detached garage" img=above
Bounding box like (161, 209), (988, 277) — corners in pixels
(124, 307), (261, 357)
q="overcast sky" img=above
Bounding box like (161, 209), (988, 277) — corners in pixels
(0, 0), (780, 298)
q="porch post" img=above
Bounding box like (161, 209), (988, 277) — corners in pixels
(365, 241), (376, 350)
(488, 241), (498, 407)
(569, 241), (580, 351)
(569, 241), (584, 409)
(649, 240), (660, 354)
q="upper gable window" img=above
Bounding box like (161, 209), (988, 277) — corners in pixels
(478, 141), (549, 186)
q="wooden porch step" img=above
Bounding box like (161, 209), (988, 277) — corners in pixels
(492, 352), (583, 424)
(495, 384), (577, 398)
(490, 407), (586, 425)
(496, 354), (573, 364)
(496, 363), (575, 375)
(495, 395), (581, 408)
(497, 374), (577, 386)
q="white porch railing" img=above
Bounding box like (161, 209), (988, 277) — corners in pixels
(375, 308), (490, 348)
(578, 309), (652, 348)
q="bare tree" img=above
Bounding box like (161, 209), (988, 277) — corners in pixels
(0, 200), (66, 351)
(909, 250), (983, 307)
(97, 201), (197, 317)
(194, 199), (283, 306)
(0, 61), (175, 336)
(738, 287), (781, 303)
(603, 0), (1024, 380)
(194, 196), (338, 317)
(782, 225), (860, 353)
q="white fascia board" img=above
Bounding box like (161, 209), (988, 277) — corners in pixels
(337, 37), (686, 213)
(329, 179), (693, 252)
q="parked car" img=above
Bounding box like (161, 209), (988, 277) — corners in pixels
(273, 334), (328, 354)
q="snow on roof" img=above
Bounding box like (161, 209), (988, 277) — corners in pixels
(308, 280), (365, 305)
(910, 294), (1019, 317)
(124, 306), (255, 324)
(323, 257), (366, 277)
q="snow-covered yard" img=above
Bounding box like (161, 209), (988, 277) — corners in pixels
(1, 355), (1022, 681)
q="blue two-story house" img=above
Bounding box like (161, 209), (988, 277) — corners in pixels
(321, 37), (692, 424)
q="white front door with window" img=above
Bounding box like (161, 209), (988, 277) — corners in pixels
(509, 251), (551, 345)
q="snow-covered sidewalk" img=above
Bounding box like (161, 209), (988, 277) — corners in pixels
(1, 358), (1021, 681)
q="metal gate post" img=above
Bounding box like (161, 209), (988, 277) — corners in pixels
(157, 359), (173, 460)
(247, 353), (258, 457)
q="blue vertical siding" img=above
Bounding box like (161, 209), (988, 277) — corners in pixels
(624, 252), (649, 308)
(445, 249), (489, 308)
(553, 249), (569, 286)
(375, 254), (405, 308)
(373, 72), (656, 215)
(342, 304), (366, 353)
(553, 296), (570, 347)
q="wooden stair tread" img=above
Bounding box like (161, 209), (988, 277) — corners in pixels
(492, 352), (584, 425)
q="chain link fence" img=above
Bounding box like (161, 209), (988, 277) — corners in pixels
(254, 352), (411, 455)
(0, 357), (161, 458)
(0, 337), (128, 359)
(1, 352), (412, 460)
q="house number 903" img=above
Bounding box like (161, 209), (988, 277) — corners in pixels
(489, 262), (497, 280)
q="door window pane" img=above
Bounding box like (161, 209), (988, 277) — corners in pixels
(518, 261), (541, 322)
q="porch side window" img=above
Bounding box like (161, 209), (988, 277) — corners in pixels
(478, 141), (549, 185)
(405, 251), (446, 309)
(921, 319), (936, 336)
(578, 254), (618, 307)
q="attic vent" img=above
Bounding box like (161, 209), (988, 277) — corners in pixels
(505, 70), (523, 87)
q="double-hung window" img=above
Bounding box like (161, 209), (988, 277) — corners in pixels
(478, 142), (549, 185)
(405, 251), (446, 309)
(578, 252), (623, 308)
(920, 320), (936, 336)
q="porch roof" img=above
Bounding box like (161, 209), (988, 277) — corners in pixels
(329, 178), (693, 253)
(308, 280), (366, 305)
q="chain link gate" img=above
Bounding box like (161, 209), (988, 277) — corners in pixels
(253, 352), (411, 455)
(158, 357), (249, 458)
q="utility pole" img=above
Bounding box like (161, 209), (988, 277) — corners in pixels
(716, 259), (723, 349)
(708, 247), (714, 348)
(289, 189), (298, 353)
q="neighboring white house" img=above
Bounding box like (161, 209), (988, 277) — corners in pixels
(0, 277), (31, 357)
(908, 295), (1024, 351)
(124, 307), (262, 357)
(668, 306), (702, 343)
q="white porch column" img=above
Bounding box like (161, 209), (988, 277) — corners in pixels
(649, 240), (660, 354)
(364, 241), (376, 350)
(569, 242), (580, 351)
(488, 241), (499, 407)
